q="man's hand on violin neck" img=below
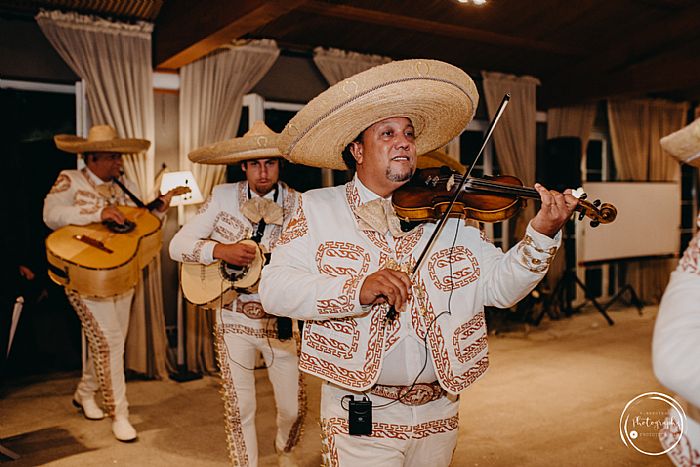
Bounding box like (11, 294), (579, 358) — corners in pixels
(359, 269), (412, 311)
(531, 183), (579, 238)
(213, 242), (256, 267)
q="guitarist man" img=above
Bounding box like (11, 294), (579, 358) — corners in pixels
(43, 125), (172, 442)
(169, 121), (306, 467)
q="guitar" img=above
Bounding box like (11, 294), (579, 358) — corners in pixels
(180, 239), (268, 308)
(46, 186), (191, 298)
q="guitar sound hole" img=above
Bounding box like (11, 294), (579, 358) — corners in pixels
(103, 219), (136, 234)
(220, 262), (246, 281)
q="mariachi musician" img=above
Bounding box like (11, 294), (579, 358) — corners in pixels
(654, 116), (700, 465)
(169, 121), (306, 467)
(258, 59), (578, 466)
(43, 125), (172, 442)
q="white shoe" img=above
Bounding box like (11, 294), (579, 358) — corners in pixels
(72, 393), (105, 420)
(112, 417), (137, 442)
(277, 450), (300, 467)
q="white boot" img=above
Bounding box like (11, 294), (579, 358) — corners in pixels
(72, 392), (105, 420)
(112, 416), (137, 442)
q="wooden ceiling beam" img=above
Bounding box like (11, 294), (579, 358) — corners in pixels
(299, 1), (586, 57)
(155, 0), (307, 70)
(542, 2), (700, 106)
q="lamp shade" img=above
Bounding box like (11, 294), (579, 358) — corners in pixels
(160, 171), (204, 207)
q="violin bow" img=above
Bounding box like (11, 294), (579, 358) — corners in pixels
(385, 93), (511, 322)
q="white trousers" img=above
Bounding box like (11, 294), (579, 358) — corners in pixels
(215, 309), (306, 467)
(66, 289), (134, 419)
(320, 382), (460, 467)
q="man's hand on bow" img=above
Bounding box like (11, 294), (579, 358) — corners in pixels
(531, 183), (579, 238)
(359, 269), (412, 311)
(213, 242), (257, 267)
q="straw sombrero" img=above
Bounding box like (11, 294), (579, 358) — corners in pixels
(189, 121), (283, 165)
(416, 149), (466, 173)
(278, 59), (478, 170)
(660, 117), (700, 168)
(55, 125), (150, 154)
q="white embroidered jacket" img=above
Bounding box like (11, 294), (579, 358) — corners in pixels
(653, 214), (700, 464)
(169, 181), (300, 328)
(43, 168), (144, 230)
(259, 178), (560, 395)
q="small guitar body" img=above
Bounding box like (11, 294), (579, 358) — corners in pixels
(46, 206), (162, 297)
(180, 239), (267, 308)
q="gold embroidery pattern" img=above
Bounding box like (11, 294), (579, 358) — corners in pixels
(283, 370), (307, 452)
(315, 241), (370, 315)
(415, 276), (490, 393)
(182, 240), (207, 263)
(300, 307), (385, 389)
(306, 318), (360, 359)
(271, 185), (299, 250)
(517, 234), (558, 273)
(452, 312), (488, 363)
(65, 290), (116, 417)
(214, 323), (249, 466)
(221, 323), (278, 339)
(196, 194), (212, 215)
(75, 190), (103, 215)
(428, 246), (480, 291)
(213, 212), (248, 243)
(49, 173), (71, 194)
(678, 232), (700, 274)
(278, 197), (308, 246)
(320, 414), (459, 464)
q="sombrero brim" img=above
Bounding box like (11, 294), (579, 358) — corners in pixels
(54, 135), (150, 154)
(417, 149), (466, 173)
(189, 135), (283, 165)
(279, 59), (478, 170)
(660, 117), (700, 168)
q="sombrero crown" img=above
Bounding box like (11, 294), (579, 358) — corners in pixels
(189, 120), (283, 165)
(660, 117), (700, 168)
(278, 59), (479, 170)
(55, 125), (150, 154)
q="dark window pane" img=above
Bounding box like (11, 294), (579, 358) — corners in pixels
(587, 171), (602, 182)
(585, 267), (602, 298)
(586, 140), (602, 171)
(682, 204), (694, 229)
(681, 232), (694, 254)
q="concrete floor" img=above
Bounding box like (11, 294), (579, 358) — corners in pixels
(0, 305), (673, 466)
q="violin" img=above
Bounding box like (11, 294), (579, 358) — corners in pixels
(392, 166), (617, 228)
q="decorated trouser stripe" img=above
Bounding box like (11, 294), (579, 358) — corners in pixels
(214, 309), (306, 467)
(66, 289), (133, 418)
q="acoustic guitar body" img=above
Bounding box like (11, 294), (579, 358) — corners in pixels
(46, 206), (162, 298)
(180, 239), (265, 309)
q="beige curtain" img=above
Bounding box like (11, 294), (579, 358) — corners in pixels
(36, 10), (169, 378)
(608, 98), (688, 303)
(313, 47), (392, 85)
(545, 104), (597, 291)
(482, 71), (540, 242)
(178, 39), (279, 373)
(313, 47), (392, 185)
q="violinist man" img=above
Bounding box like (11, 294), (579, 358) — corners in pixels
(259, 59), (578, 466)
(653, 116), (700, 466)
(43, 125), (172, 442)
(169, 121), (306, 467)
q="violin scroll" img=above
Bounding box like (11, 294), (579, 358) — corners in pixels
(575, 196), (617, 228)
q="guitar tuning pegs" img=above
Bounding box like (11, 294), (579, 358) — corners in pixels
(579, 192), (587, 200)
(593, 199), (601, 207)
(590, 220), (600, 228)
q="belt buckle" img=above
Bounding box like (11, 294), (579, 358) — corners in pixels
(398, 382), (441, 406)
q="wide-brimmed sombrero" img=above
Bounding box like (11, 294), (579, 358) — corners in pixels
(278, 59), (478, 170)
(55, 125), (150, 154)
(416, 149), (466, 173)
(189, 121), (283, 165)
(660, 117), (700, 168)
